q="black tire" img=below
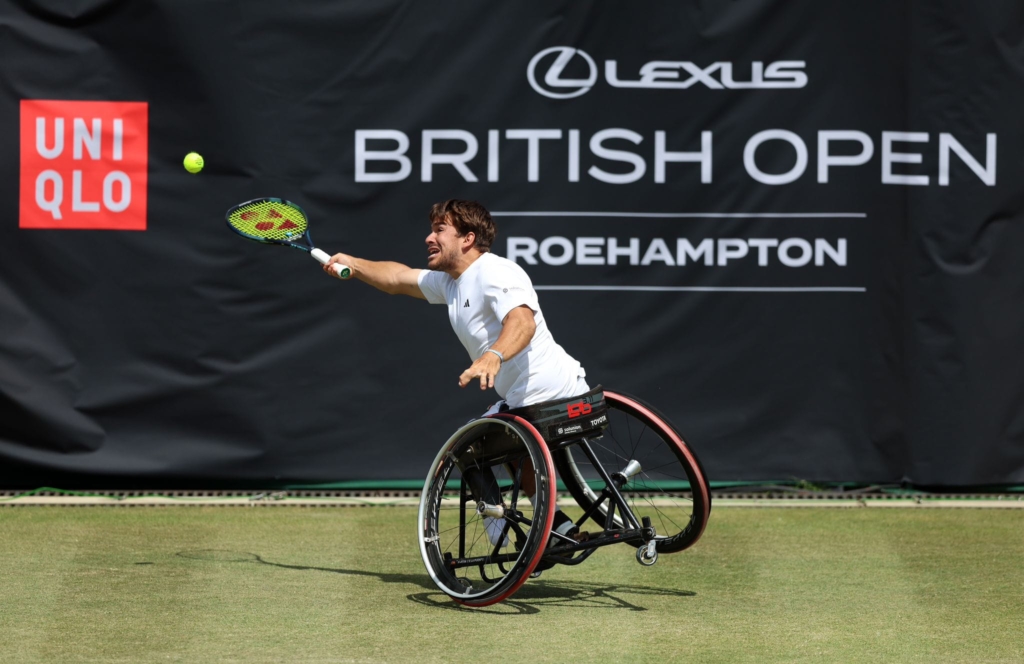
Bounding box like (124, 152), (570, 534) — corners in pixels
(553, 390), (711, 553)
(419, 414), (556, 606)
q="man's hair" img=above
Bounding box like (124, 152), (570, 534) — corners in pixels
(429, 199), (496, 251)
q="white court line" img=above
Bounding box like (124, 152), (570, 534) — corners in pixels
(535, 286), (867, 293)
(491, 211), (867, 219)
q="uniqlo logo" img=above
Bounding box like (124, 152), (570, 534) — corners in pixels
(20, 100), (148, 230)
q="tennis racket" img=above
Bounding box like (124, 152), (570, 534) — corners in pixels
(225, 197), (351, 279)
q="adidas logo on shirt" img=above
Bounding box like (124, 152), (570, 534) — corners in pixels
(464, 299), (470, 308)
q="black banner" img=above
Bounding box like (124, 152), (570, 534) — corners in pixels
(1, 0), (1022, 487)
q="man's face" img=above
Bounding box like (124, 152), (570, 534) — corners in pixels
(425, 217), (465, 271)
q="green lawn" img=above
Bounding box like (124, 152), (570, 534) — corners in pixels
(1, 506), (1022, 663)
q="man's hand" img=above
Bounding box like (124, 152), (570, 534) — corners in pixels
(458, 306), (536, 392)
(459, 352), (502, 390)
(323, 253), (355, 279)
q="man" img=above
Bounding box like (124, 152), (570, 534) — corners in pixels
(323, 199), (586, 551)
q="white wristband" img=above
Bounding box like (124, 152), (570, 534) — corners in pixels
(484, 348), (505, 364)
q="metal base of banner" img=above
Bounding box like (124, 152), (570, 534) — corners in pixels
(2, 487), (1023, 507)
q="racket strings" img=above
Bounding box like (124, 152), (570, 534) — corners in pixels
(228, 200), (308, 241)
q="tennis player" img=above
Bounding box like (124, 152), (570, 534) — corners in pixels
(323, 199), (587, 551)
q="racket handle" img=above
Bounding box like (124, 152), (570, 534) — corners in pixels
(310, 248), (352, 280)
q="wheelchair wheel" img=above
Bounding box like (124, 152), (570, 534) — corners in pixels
(419, 414), (556, 607)
(553, 390), (711, 554)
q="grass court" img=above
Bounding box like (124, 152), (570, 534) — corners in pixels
(2, 504), (1022, 663)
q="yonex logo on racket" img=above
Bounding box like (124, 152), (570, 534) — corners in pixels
(240, 208), (299, 232)
(19, 100), (149, 230)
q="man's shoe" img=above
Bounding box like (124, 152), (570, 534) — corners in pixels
(550, 510), (579, 542)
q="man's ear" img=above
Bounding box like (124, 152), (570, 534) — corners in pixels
(462, 231), (476, 250)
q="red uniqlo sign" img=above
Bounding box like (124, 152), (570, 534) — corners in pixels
(19, 100), (148, 230)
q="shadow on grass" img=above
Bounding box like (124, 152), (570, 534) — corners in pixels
(177, 549), (695, 614)
(176, 549), (436, 590)
(408, 579), (696, 614)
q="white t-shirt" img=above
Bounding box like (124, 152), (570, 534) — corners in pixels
(417, 252), (585, 408)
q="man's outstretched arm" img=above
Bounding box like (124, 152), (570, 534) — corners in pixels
(324, 253), (425, 299)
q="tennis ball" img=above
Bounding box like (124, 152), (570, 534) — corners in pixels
(183, 152), (204, 174)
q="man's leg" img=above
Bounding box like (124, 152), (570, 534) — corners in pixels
(462, 464), (511, 547)
(508, 457), (578, 540)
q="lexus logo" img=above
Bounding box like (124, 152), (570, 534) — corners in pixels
(527, 46), (598, 99)
(527, 46), (808, 99)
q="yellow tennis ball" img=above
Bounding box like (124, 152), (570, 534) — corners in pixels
(183, 152), (204, 174)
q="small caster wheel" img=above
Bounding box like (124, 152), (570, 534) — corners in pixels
(636, 542), (658, 566)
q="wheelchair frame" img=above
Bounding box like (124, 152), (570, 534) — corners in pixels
(418, 390), (711, 606)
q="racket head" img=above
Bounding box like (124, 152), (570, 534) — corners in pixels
(225, 197), (314, 251)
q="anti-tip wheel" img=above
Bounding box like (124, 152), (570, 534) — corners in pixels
(636, 543), (658, 566)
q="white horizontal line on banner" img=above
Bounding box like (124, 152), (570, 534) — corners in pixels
(535, 286), (867, 293)
(491, 211), (867, 219)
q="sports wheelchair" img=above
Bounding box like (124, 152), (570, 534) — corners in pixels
(418, 387), (711, 606)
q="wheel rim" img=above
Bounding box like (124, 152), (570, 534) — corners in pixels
(419, 417), (553, 604)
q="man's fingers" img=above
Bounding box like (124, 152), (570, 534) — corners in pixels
(459, 359), (499, 390)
